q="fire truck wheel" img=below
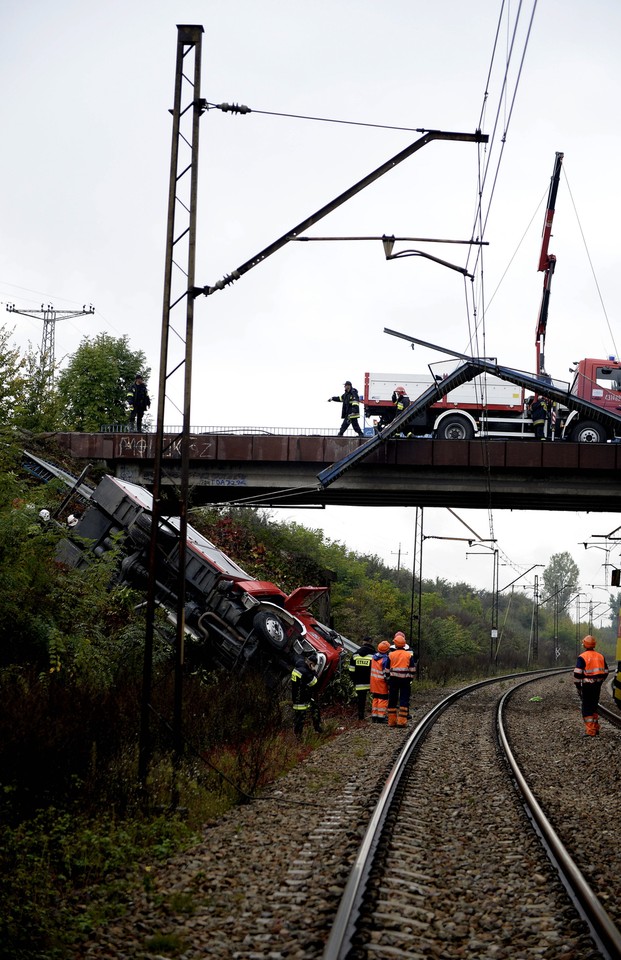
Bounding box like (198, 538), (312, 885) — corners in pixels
(570, 420), (606, 443)
(436, 415), (474, 441)
(253, 611), (288, 649)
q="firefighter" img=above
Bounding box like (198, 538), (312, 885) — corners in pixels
(329, 381), (363, 436)
(126, 374), (151, 433)
(387, 633), (417, 727)
(527, 395), (550, 440)
(349, 636), (375, 720)
(370, 640), (391, 723)
(291, 650), (322, 737)
(573, 634), (609, 736)
(392, 386), (412, 437)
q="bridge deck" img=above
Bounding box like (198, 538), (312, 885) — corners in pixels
(49, 431), (621, 513)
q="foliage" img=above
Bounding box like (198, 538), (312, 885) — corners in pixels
(542, 551), (580, 613)
(0, 324), (26, 425)
(55, 333), (149, 431)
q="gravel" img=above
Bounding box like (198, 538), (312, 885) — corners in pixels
(73, 675), (621, 960)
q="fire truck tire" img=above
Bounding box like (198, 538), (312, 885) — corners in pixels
(436, 415), (474, 441)
(570, 420), (607, 443)
(253, 611), (288, 649)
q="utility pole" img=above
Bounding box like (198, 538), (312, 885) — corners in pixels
(139, 24), (205, 807)
(6, 303), (94, 381)
(392, 542), (408, 573)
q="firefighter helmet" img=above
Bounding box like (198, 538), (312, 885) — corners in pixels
(395, 386), (406, 395)
(39, 509), (50, 522)
(378, 641), (390, 653)
(582, 635), (596, 649)
(305, 650), (319, 663)
(394, 635), (407, 648)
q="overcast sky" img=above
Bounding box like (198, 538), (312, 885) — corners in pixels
(2, 0), (621, 619)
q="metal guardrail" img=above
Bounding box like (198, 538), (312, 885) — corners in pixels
(98, 424), (366, 437)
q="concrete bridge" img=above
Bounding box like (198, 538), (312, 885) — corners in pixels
(49, 430), (621, 513)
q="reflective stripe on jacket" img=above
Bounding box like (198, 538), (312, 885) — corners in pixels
(573, 650), (609, 684)
(388, 648), (416, 680)
(291, 663), (318, 710)
(349, 647), (374, 691)
(370, 652), (389, 695)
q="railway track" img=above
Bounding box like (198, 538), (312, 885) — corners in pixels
(324, 671), (621, 960)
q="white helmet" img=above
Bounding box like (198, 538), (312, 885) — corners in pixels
(39, 509), (51, 522)
(67, 514), (78, 527)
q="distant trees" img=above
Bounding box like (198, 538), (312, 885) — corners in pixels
(56, 333), (149, 432)
(542, 552), (580, 613)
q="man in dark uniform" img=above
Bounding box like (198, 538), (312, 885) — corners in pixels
(527, 395), (550, 440)
(127, 374), (151, 432)
(349, 636), (375, 720)
(291, 650), (322, 737)
(329, 381), (363, 436)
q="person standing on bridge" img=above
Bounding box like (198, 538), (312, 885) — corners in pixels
(329, 381), (363, 436)
(392, 386), (412, 438)
(127, 374), (151, 433)
(387, 633), (417, 727)
(573, 634), (609, 737)
(526, 395), (550, 440)
(349, 636), (375, 720)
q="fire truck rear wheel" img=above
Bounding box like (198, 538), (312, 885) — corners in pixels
(570, 420), (606, 443)
(253, 611), (287, 649)
(436, 415), (474, 441)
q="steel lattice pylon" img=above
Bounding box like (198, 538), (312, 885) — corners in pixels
(6, 303), (95, 382)
(140, 24), (205, 795)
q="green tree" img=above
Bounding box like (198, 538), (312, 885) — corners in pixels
(0, 325), (27, 425)
(55, 333), (149, 431)
(542, 551), (580, 612)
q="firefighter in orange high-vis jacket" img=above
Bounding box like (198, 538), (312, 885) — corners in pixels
(387, 633), (417, 727)
(573, 634), (609, 737)
(370, 641), (391, 723)
(349, 636), (375, 720)
(291, 651), (322, 738)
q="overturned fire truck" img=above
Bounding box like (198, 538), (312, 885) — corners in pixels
(26, 452), (349, 691)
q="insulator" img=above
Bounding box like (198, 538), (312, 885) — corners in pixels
(216, 102), (251, 115)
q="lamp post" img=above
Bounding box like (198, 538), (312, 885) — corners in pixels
(466, 543), (499, 665)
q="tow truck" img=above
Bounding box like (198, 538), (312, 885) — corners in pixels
(363, 153), (621, 443)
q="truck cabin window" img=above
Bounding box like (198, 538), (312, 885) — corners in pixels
(596, 367), (621, 392)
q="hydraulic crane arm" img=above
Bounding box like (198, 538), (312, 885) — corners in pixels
(535, 151), (564, 376)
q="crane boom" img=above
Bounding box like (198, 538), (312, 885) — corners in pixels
(535, 151), (564, 376)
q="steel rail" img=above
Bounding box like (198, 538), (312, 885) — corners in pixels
(322, 668), (565, 960)
(498, 679), (621, 960)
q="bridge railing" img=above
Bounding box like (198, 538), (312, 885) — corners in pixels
(98, 423), (372, 437)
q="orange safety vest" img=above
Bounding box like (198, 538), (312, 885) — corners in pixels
(574, 649), (608, 684)
(388, 648), (415, 680)
(370, 654), (389, 695)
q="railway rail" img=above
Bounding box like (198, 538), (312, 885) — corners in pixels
(77, 673), (621, 959)
(324, 671), (621, 960)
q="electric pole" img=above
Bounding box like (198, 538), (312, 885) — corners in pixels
(6, 302), (94, 381)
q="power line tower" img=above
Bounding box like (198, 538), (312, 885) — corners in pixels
(6, 302), (95, 381)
